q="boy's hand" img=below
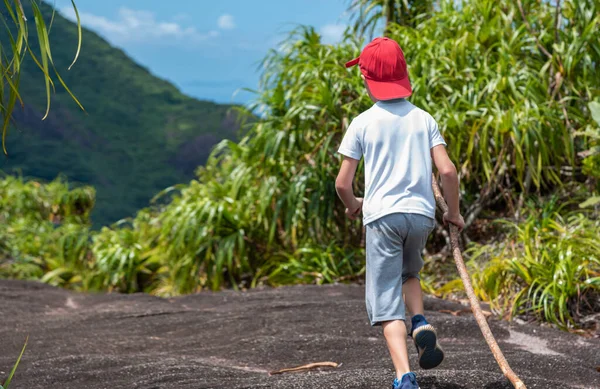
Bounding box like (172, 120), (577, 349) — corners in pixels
(345, 197), (363, 220)
(443, 212), (465, 232)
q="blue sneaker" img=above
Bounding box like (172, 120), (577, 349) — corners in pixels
(410, 315), (444, 370)
(392, 372), (420, 388)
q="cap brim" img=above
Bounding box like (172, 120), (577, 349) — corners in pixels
(365, 76), (412, 100)
(345, 57), (360, 68)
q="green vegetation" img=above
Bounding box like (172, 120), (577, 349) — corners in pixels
(1, 0), (599, 331)
(465, 201), (599, 328)
(0, 175), (94, 284)
(1, 1), (244, 227)
(0, 337), (27, 389)
(0, 0), (83, 154)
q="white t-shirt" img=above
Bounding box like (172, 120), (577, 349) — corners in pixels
(337, 99), (446, 225)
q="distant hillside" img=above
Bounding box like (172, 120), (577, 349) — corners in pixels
(1, 1), (243, 226)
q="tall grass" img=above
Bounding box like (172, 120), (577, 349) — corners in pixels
(265, 243), (365, 286)
(0, 337), (27, 389)
(467, 202), (600, 328)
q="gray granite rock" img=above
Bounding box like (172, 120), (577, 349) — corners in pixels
(0, 280), (598, 388)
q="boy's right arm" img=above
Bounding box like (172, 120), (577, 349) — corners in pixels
(431, 145), (465, 231)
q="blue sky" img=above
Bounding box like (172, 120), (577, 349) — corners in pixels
(55, 0), (352, 105)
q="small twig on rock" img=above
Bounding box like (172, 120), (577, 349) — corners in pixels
(268, 362), (339, 376)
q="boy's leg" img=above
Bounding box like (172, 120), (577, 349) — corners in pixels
(403, 214), (444, 370)
(382, 320), (411, 378)
(402, 214), (434, 320)
(365, 214), (413, 380)
(403, 277), (424, 316)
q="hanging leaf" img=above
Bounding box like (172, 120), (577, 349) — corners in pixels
(1, 0), (83, 154)
(589, 101), (600, 127)
(579, 196), (600, 209)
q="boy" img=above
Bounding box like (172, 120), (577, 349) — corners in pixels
(335, 37), (464, 389)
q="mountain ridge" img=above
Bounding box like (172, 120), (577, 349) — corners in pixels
(1, 1), (245, 226)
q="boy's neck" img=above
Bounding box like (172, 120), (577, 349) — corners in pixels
(377, 97), (406, 104)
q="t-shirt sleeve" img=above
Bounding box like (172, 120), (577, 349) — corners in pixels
(337, 119), (363, 160)
(429, 117), (447, 149)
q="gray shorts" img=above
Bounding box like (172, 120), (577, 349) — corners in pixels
(365, 212), (435, 326)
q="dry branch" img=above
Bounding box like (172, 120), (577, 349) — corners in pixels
(432, 174), (527, 389)
(268, 361), (339, 375)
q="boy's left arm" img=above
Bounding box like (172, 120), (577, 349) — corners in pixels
(335, 157), (363, 220)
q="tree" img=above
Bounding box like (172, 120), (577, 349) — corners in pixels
(0, 0), (83, 154)
(348, 0), (436, 36)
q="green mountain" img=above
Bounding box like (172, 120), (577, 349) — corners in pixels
(1, 2), (242, 226)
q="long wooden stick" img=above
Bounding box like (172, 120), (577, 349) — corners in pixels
(431, 174), (527, 389)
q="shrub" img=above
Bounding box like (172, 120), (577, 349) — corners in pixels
(265, 243), (365, 286)
(467, 204), (600, 328)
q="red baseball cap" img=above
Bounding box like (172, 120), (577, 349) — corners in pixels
(345, 37), (412, 100)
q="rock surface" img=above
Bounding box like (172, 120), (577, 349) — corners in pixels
(0, 280), (598, 389)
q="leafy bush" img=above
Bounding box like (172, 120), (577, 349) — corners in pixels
(467, 204), (600, 328)
(578, 101), (600, 208)
(40, 223), (95, 290)
(0, 174), (94, 224)
(265, 243), (365, 286)
(131, 0), (599, 295)
(0, 175), (96, 285)
(92, 213), (163, 293)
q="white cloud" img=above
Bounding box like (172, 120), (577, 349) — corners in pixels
(217, 14), (236, 30)
(60, 7), (217, 44)
(320, 24), (346, 44)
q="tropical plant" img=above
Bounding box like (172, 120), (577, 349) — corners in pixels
(129, 28), (368, 295)
(1, 0), (83, 153)
(578, 100), (600, 208)
(391, 0), (599, 227)
(0, 174), (94, 223)
(466, 203), (600, 328)
(39, 223), (94, 290)
(92, 212), (163, 293)
(348, 0), (436, 35)
(265, 243), (365, 286)
(0, 175), (95, 283)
